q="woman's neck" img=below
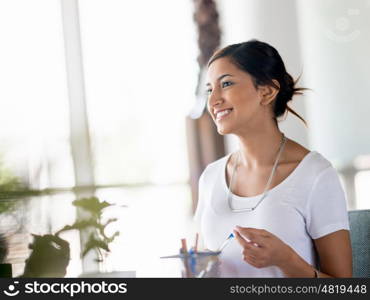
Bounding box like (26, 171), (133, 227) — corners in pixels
(236, 125), (284, 170)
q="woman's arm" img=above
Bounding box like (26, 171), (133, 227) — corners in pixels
(279, 230), (352, 278)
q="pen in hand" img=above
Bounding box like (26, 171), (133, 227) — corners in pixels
(217, 233), (235, 252)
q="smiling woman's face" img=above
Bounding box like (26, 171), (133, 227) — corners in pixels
(206, 57), (264, 135)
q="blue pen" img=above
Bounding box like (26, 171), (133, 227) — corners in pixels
(218, 233), (235, 252)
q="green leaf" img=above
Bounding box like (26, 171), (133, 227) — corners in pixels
(72, 197), (113, 216)
(103, 218), (118, 227)
(106, 231), (120, 244)
(56, 220), (99, 235)
(82, 234), (110, 257)
(95, 218), (118, 240)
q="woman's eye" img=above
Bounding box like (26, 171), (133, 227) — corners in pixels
(206, 88), (212, 95)
(222, 81), (233, 88)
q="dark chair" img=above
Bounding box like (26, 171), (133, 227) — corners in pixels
(348, 209), (370, 277)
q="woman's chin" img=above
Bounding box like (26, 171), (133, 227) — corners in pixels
(216, 124), (233, 135)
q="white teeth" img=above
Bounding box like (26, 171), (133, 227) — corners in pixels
(216, 109), (232, 119)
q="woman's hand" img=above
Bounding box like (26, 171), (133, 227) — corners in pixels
(233, 226), (293, 269)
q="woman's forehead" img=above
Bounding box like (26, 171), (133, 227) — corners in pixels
(206, 57), (249, 84)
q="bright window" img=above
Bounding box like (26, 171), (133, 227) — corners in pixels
(0, 0), (198, 277)
(79, 0), (197, 186)
(0, 0), (74, 189)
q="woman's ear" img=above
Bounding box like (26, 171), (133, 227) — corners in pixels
(259, 79), (280, 106)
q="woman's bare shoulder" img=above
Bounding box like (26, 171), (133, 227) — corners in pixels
(284, 138), (310, 164)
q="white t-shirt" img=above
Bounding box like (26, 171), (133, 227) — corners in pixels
(194, 151), (350, 277)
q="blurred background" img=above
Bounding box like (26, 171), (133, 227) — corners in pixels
(0, 0), (369, 277)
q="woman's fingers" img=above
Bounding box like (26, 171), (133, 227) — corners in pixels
(234, 227), (289, 268)
(243, 254), (264, 268)
(233, 230), (249, 248)
(234, 230), (271, 268)
(234, 226), (266, 247)
(237, 226), (270, 237)
(242, 243), (260, 256)
(234, 231), (260, 257)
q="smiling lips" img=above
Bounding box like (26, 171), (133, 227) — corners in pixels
(215, 108), (233, 121)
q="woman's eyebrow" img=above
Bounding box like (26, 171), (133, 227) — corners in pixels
(206, 74), (234, 86)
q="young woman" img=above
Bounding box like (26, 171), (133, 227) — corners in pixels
(194, 40), (352, 277)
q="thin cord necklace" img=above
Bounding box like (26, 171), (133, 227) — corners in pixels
(227, 133), (287, 213)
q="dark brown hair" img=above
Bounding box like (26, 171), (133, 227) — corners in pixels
(208, 39), (307, 126)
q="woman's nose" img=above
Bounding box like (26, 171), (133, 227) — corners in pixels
(208, 88), (223, 109)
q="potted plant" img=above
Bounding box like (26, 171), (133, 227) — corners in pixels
(56, 196), (121, 274)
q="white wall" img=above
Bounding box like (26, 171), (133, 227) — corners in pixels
(297, 0), (370, 168)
